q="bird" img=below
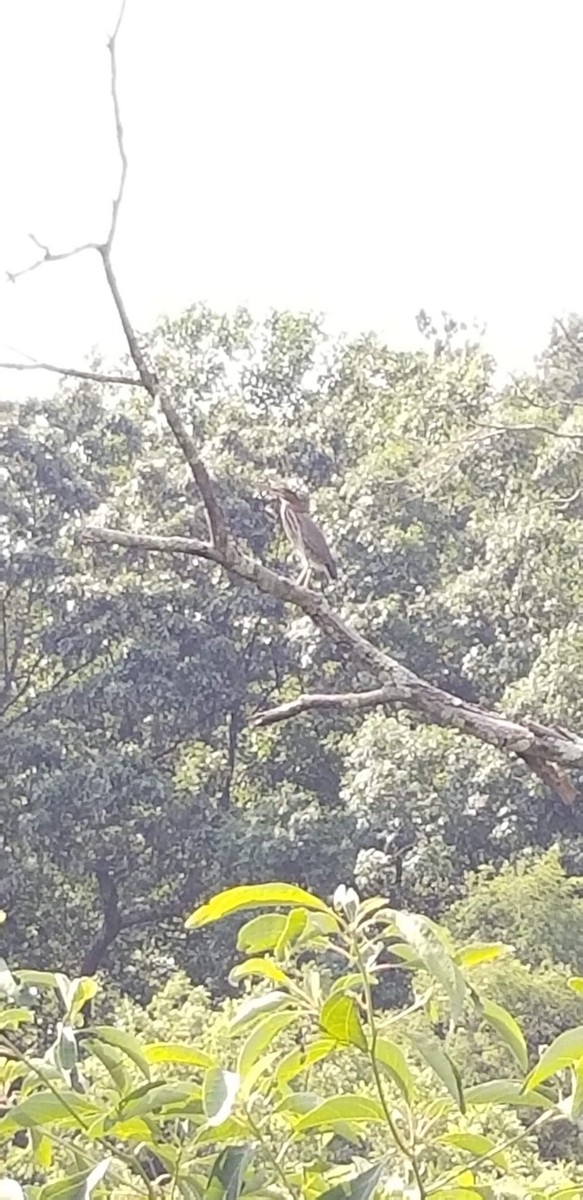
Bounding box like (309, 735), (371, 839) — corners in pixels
(267, 481), (337, 589)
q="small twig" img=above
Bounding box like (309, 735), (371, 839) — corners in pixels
(106, 0), (129, 251)
(6, 235), (98, 284)
(0, 359), (140, 387)
(468, 417), (583, 447)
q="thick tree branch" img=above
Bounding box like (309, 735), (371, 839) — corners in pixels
(78, 524), (583, 799)
(251, 687), (397, 727)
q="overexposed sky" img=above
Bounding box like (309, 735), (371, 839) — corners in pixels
(1, 0), (583, 402)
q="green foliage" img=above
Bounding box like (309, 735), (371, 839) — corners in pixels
(2, 882), (583, 1196)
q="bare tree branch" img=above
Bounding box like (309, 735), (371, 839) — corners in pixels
(6, 234), (98, 284)
(469, 418), (583, 448)
(251, 687), (398, 727)
(106, 0), (129, 251)
(78, 524), (583, 797)
(0, 359), (140, 387)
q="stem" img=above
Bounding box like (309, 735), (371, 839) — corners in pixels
(244, 1104), (298, 1200)
(0, 1034), (155, 1199)
(427, 1109), (555, 1193)
(351, 938), (427, 1200)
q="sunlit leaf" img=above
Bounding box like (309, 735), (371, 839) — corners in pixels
(568, 977), (583, 996)
(525, 1027), (583, 1092)
(237, 1011), (297, 1076)
(187, 883), (332, 929)
(479, 998), (528, 1071)
(275, 907), (309, 957)
(0, 1007), (33, 1030)
(143, 1042), (214, 1068)
(276, 1037), (336, 1084)
(456, 942), (509, 969)
(440, 1130), (508, 1169)
(465, 1079), (552, 1108)
(0, 1091), (101, 1137)
(89, 1025), (150, 1079)
(229, 958), (290, 986)
(320, 994), (367, 1050)
(294, 1095), (385, 1133)
(374, 1037), (414, 1101)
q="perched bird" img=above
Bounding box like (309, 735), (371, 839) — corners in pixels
(268, 481), (337, 588)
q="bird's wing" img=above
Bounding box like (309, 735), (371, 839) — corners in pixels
(301, 514), (337, 578)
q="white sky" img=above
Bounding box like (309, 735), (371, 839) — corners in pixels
(1, 0), (583, 402)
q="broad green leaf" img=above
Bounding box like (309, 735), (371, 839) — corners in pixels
(318, 1162), (384, 1199)
(238, 1050), (278, 1101)
(229, 991), (292, 1031)
(320, 994), (367, 1050)
(66, 978), (99, 1021)
(143, 1042), (214, 1068)
(465, 1079), (552, 1108)
(275, 908), (308, 958)
(276, 1037), (336, 1084)
(89, 1025), (150, 1079)
(237, 1011), (297, 1076)
(411, 1037), (465, 1111)
(0, 1006), (33, 1030)
(15, 969), (59, 990)
(525, 1027), (583, 1092)
(31, 1130), (54, 1169)
(456, 942), (509, 969)
(294, 1095), (385, 1133)
(229, 958), (290, 987)
(118, 1080), (199, 1120)
(374, 1037), (414, 1101)
(479, 998), (528, 1071)
(395, 913), (466, 1021)
(0, 1090), (101, 1137)
(39, 1158), (110, 1199)
(85, 1038), (129, 1094)
(440, 1131), (508, 1169)
(568, 977), (583, 996)
(329, 973), (367, 996)
(205, 1144), (253, 1199)
(203, 1067), (240, 1127)
(237, 914), (287, 954)
(187, 883), (332, 929)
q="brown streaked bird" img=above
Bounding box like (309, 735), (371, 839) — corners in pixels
(268, 481), (338, 589)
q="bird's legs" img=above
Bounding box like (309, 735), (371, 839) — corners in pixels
(295, 564), (312, 588)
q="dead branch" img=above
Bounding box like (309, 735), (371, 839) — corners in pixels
(78, 524), (583, 797)
(0, 359), (139, 387)
(251, 687), (398, 727)
(6, 234), (98, 284)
